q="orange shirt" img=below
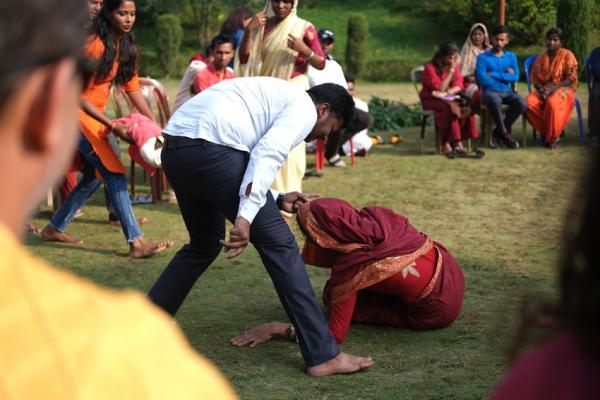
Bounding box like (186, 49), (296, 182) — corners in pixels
(0, 224), (237, 399)
(78, 35), (140, 174)
(192, 63), (235, 94)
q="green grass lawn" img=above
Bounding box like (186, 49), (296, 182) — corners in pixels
(28, 82), (593, 398)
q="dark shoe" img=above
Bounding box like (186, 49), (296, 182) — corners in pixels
(453, 148), (468, 158)
(504, 133), (520, 149)
(444, 150), (456, 159)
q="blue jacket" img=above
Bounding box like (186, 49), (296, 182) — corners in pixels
(476, 49), (520, 92)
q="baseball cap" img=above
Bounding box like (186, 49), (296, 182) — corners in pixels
(318, 29), (335, 43)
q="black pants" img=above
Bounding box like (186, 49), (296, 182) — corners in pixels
(325, 108), (374, 159)
(148, 135), (339, 367)
(589, 80), (600, 137)
(481, 90), (526, 135)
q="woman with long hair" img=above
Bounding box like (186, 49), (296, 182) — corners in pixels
(236, 0), (326, 194)
(42, 0), (173, 257)
(220, 5), (253, 51)
(231, 198), (465, 346)
(420, 40), (478, 157)
(459, 23), (491, 98)
(526, 27), (578, 149)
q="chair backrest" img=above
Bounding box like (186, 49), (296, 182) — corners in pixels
(110, 77), (171, 128)
(524, 54), (539, 93)
(410, 66), (425, 98)
(585, 56), (592, 92)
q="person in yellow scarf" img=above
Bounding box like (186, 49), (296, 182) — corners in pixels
(526, 27), (578, 149)
(237, 0), (326, 193)
(459, 23), (491, 99)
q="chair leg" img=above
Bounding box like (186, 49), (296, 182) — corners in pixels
(420, 115), (427, 153)
(575, 98), (585, 143)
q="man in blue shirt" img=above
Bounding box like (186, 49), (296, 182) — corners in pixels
(588, 47), (600, 144)
(476, 25), (526, 149)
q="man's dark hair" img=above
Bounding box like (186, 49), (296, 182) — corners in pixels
(345, 75), (355, 84)
(546, 27), (563, 40)
(0, 0), (86, 111)
(210, 34), (234, 50)
(491, 25), (510, 36)
(307, 83), (355, 127)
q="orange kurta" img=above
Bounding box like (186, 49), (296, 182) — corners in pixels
(526, 48), (578, 143)
(0, 223), (237, 399)
(79, 36), (140, 174)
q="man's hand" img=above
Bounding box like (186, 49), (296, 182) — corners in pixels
(281, 192), (319, 213)
(112, 123), (133, 143)
(220, 217), (250, 259)
(506, 67), (514, 74)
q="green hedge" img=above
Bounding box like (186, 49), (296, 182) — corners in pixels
(368, 97), (424, 131)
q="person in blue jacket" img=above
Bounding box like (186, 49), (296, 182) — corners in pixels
(476, 25), (526, 149)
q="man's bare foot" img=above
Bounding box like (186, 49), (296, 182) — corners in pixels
(40, 225), (83, 244)
(109, 217), (148, 227)
(129, 237), (174, 258)
(307, 352), (374, 377)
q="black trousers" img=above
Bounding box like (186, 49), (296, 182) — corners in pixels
(325, 107), (374, 159)
(148, 136), (339, 367)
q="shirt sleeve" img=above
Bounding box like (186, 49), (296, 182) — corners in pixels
(124, 73), (140, 92)
(192, 70), (207, 94)
(489, 53), (519, 83)
(475, 54), (495, 88)
(328, 292), (357, 344)
(237, 97), (316, 223)
(453, 68), (465, 90)
(421, 63), (441, 91)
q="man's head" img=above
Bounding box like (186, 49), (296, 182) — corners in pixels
(87, 0), (103, 21)
(490, 25), (510, 52)
(210, 34), (235, 70)
(305, 83), (355, 142)
(0, 0), (86, 235)
(318, 29), (335, 57)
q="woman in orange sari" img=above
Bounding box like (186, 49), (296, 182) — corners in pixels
(42, 0), (173, 257)
(526, 28), (578, 149)
(231, 198), (465, 346)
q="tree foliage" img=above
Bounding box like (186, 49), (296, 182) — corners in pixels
(557, 0), (592, 63)
(345, 14), (369, 78)
(157, 14), (183, 77)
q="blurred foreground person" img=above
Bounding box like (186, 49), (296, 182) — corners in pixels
(0, 0), (236, 397)
(232, 198), (464, 345)
(492, 150), (600, 398)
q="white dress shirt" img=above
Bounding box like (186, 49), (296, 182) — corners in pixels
(164, 77), (317, 224)
(308, 56), (348, 89)
(173, 60), (207, 112)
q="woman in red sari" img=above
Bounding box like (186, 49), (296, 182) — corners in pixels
(420, 40), (478, 158)
(526, 28), (578, 149)
(231, 198), (465, 346)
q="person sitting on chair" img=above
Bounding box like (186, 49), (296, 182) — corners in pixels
(526, 28), (578, 149)
(476, 25), (526, 149)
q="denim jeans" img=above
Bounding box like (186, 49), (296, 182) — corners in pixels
(49, 134), (142, 242)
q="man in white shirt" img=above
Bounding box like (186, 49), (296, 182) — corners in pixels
(148, 77), (374, 377)
(307, 29), (348, 89)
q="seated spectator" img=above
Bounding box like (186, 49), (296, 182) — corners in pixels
(476, 25), (526, 149)
(420, 40), (478, 158)
(231, 198), (464, 345)
(219, 5), (253, 68)
(588, 47), (600, 146)
(113, 113), (163, 174)
(308, 28), (348, 89)
(173, 46), (213, 111)
(526, 28), (578, 149)
(459, 23), (491, 99)
(492, 151), (600, 399)
(0, 0), (236, 397)
(192, 34), (235, 95)
(341, 77), (373, 157)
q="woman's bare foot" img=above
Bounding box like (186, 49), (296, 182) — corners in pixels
(25, 222), (41, 235)
(129, 237), (174, 258)
(307, 353), (374, 377)
(109, 217), (148, 227)
(231, 322), (289, 347)
(40, 225), (83, 244)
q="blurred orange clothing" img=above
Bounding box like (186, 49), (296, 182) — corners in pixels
(78, 35), (139, 174)
(526, 48), (578, 143)
(0, 224), (237, 399)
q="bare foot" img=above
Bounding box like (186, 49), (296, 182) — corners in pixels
(129, 237), (174, 258)
(109, 217), (149, 227)
(307, 352), (374, 377)
(231, 322), (288, 348)
(40, 225), (83, 244)
(25, 222), (41, 235)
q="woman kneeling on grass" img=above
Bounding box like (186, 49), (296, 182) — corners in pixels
(231, 198), (465, 346)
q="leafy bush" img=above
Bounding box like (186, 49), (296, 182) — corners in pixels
(363, 59), (418, 81)
(427, 0), (556, 45)
(368, 97), (424, 131)
(557, 0), (592, 63)
(345, 14), (369, 78)
(157, 14), (183, 78)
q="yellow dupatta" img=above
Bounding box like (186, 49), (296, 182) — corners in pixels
(235, 0), (309, 80)
(531, 47), (579, 91)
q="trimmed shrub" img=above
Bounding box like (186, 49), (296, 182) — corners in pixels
(156, 13), (183, 78)
(557, 0), (592, 63)
(368, 97), (423, 131)
(363, 59), (418, 82)
(345, 14), (369, 78)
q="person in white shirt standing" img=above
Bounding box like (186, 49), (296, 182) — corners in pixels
(148, 77), (374, 377)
